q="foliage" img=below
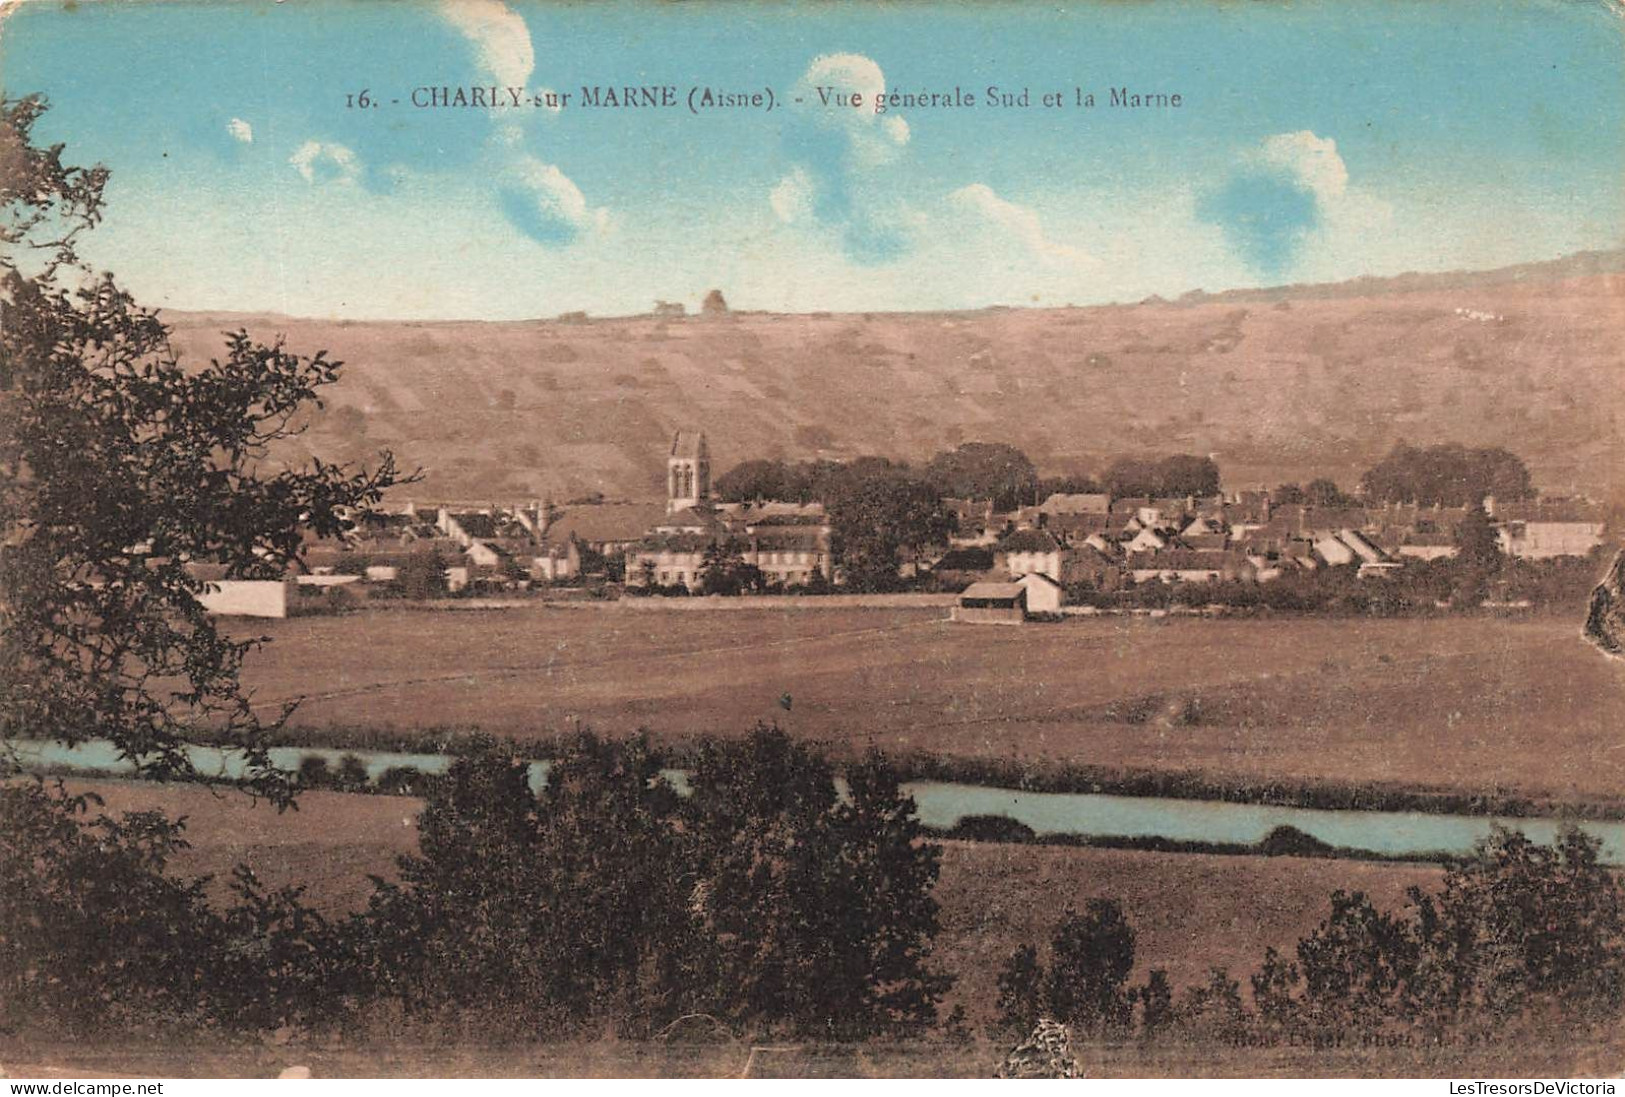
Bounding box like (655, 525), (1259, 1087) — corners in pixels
(0, 778), (349, 1037)
(686, 725), (951, 1037)
(1408, 827), (1625, 1028)
(699, 539), (765, 596)
(1136, 969), (1175, 1037)
(995, 943), (1044, 1033)
(397, 549), (449, 600)
(1455, 501), (1502, 568)
(923, 442), (1039, 511)
(349, 726), (950, 1039)
(1105, 454), (1220, 498)
(1294, 890), (1421, 1031)
(995, 899), (1136, 1035)
(0, 779), (215, 1036)
(353, 733), (701, 1035)
(1175, 967), (1250, 1042)
(0, 95), (405, 805)
(1042, 900), (1137, 1032)
(826, 467), (953, 589)
(1360, 442), (1534, 507)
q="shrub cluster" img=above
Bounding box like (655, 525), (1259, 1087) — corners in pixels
(1, 727), (951, 1042)
(996, 827), (1625, 1044)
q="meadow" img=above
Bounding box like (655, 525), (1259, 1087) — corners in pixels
(235, 606), (1625, 807)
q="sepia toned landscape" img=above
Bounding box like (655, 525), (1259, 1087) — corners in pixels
(165, 249), (1625, 508)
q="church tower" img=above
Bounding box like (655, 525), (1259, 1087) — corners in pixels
(667, 430), (711, 513)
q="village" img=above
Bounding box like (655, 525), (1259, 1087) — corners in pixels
(194, 430), (1612, 622)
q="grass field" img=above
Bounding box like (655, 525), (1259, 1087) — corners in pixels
(234, 607), (1625, 805)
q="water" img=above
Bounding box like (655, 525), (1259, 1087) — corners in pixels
(7, 739), (1621, 863)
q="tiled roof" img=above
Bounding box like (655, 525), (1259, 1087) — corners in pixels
(961, 581), (1024, 600)
(997, 529), (1061, 553)
(544, 503), (667, 544)
(1039, 492), (1110, 515)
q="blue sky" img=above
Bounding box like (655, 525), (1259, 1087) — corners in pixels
(4, 0), (1622, 318)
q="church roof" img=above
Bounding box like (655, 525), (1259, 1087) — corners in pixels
(670, 430), (709, 460)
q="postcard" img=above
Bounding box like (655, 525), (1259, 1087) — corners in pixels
(2, 0), (1623, 1083)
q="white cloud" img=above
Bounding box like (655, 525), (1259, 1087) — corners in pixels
(1260, 130), (1349, 201)
(226, 117), (253, 144)
(289, 141), (362, 185)
(770, 167), (816, 225)
(438, 0), (534, 87)
(790, 53), (913, 168)
(500, 154), (610, 244)
(948, 184), (1089, 268)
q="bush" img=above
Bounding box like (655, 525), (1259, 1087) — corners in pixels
(334, 753), (370, 792)
(1043, 900), (1137, 1033)
(376, 765), (426, 796)
(296, 754), (332, 789)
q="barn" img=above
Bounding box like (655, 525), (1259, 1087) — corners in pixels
(952, 581), (1027, 625)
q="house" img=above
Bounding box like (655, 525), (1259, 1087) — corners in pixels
(1128, 550), (1256, 585)
(1488, 498), (1607, 559)
(530, 539), (583, 582)
(1038, 492), (1110, 517)
(1394, 532), (1460, 561)
(627, 429), (834, 589)
(1311, 534), (1357, 567)
(1014, 572), (1064, 617)
(197, 579), (295, 618)
(996, 528), (1063, 581)
(1060, 544), (1126, 590)
(1123, 527), (1169, 555)
(625, 533), (712, 590)
(540, 502), (669, 558)
(742, 525), (832, 587)
(187, 564), (295, 618)
(952, 581), (1026, 625)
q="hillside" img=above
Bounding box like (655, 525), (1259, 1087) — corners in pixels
(163, 252), (1625, 503)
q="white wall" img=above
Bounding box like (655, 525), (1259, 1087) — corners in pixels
(196, 580), (292, 618)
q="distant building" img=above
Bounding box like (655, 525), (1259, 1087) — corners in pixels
(667, 430), (711, 514)
(952, 581), (1027, 625)
(996, 528), (1063, 581)
(1014, 572), (1064, 617)
(1487, 498), (1607, 559)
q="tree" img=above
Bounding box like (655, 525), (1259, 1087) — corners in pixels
(685, 725), (952, 1036)
(826, 467), (953, 590)
(1455, 501), (1502, 568)
(1360, 443), (1535, 507)
(356, 733), (705, 1035)
(0, 95), (405, 805)
(1175, 967), (1251, 1041)
(1041, 900), (1137, 1032)
(398, 548), (448, 600)
(1106, 454), (1220, 498)
(699, 539), (761, 596)
(1294, 890), (1421, 1032)
(1409, 826), (1625, 1028)
(996, 943), (1044, 1033)
(1155, 454), (1221, 497)
(0, 780), (216, 1036)
(1304, 477), (1349, 507)
(924, 441), (1039, 510)
(1137, 968), (1175, 1037)
(714, 458), (790, 503)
